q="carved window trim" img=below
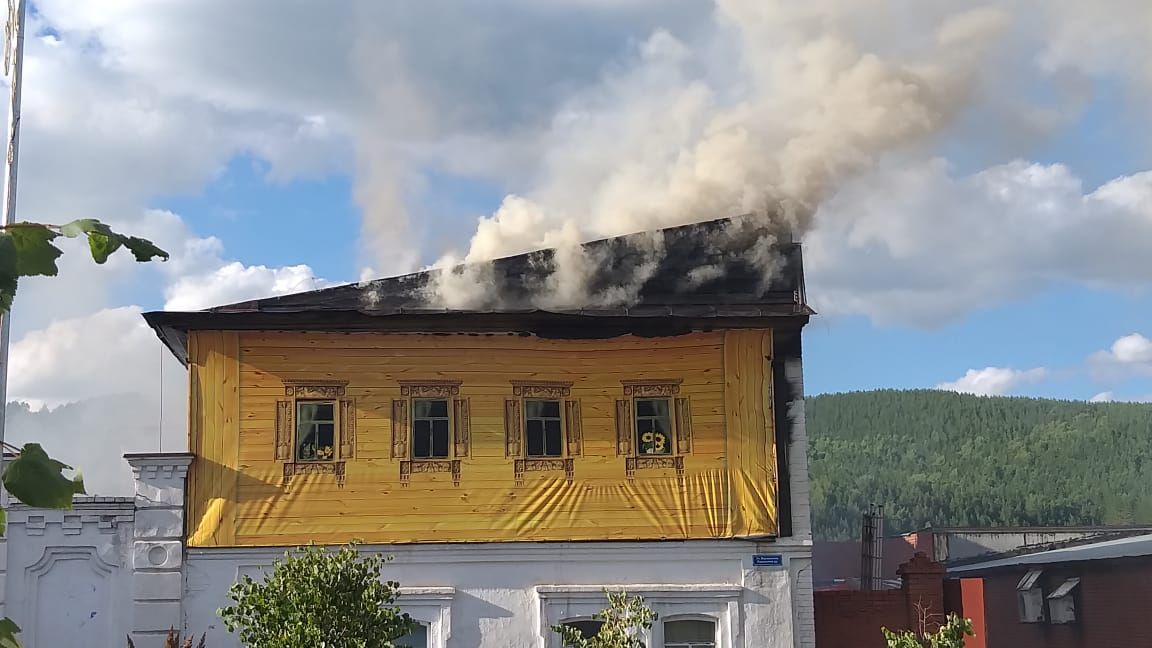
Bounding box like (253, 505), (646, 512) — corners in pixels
(616, 379), (691, 482)
(275, 380), (353, 487)
(394, 380), (469, 486)
(505, 381), (581, 484)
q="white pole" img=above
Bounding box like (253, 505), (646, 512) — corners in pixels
(0, 0), (27, 474)
(0, 0), (24, 623)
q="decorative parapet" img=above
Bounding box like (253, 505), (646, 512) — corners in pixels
(125, 453), (193, 509)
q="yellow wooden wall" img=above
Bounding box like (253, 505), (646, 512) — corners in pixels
(185, 329), (778, 547)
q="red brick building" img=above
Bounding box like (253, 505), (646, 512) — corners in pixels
(949, 533), (1152, 648)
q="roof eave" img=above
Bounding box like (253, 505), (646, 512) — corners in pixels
(143, 308), (812, 365)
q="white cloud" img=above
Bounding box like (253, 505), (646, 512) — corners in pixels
(164, 263), (329, 311)
(5, 306), (187, 496)
(937, 366), (1048, 396)
(1090, 391), (1114, 403)
(806, 160), (1152, 326)
(1088, 333), (1152, 382)
(8, 307), (182, 410)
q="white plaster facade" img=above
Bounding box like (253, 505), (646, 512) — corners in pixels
(185, 539), (811, 648)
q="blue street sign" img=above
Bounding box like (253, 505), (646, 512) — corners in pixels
(752, 554), (783, 567)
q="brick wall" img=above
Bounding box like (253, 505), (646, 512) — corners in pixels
(980, 557), (1152, 648)
(815, 553), (946, 648)
(815, 589), (909, 648)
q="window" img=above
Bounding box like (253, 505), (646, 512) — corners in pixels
(1017, 569), (1045, 623)
(396, 622), (429, 648)
(563, 620), (603, 639)
(526, 399), (564, 457)
(295, 400), (337, 461)
(412, 399), (451, 459)
(635, 398), (673, 455)
(1047, 577), (1080, 624)
(664, 619), (716, 648)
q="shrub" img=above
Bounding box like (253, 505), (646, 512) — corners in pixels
(218, 543), (415, 648)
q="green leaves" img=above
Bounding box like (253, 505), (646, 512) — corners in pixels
(7, 223), (61, 277)
(58, 218), (169, 264)
(2, 443), (85, 509)
(883, 613), (974, 648)
(218, 543), (416, 648)
(0, 218), (168, 312)
(552, 591), (656, 648)
(0, 617), (21, 648)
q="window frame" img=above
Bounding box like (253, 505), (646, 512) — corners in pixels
(538, 586), (737, 648)
(393, 381), (468, 487)
(524, 398), (566, 458)
(634, 397), (674, 456)
(411, 397), (453, 460)
(617, 379), (690, 481)
(294, 399), (339, 462)
(505, 381), (580, 485)
(276, 379), (353, 487)
(662, 615), (719, 648)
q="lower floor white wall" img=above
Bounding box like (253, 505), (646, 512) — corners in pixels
(186, 540), (813, 648)
(0, 454), (815, 648)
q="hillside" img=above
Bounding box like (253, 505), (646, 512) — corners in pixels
(807, 390), (1152, 540)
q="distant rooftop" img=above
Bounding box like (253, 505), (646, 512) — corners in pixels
(949, 532), (1152, 575)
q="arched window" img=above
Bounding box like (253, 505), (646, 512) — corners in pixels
(562, 619), (604, 639)
(396, 621), (429, 648)
(664, 618), (716, 648)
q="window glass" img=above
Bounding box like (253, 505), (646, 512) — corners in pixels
(296, 401), (336, 461)
(525, 399), (564, 457)
(413, 399), (450, 459)
(664, 619), (716, 648)
(396, 622), (429, 648)
(635, 398), (672, 455)
(564, 620), (603, 639)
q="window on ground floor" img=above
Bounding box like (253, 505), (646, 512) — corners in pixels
(396, 621), (429, 648)
(562, 619), (604, 639)
(664, 618), (717, 648)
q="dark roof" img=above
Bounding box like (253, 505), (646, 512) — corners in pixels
(145, 215), (812, 363)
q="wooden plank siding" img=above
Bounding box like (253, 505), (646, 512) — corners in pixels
(185, 329), (778, 547)
(186, 331), (241, 546)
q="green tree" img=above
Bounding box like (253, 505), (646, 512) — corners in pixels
(551, 590), (657, 648)
(807, 390), (1152, 539)
(219, 544), (416, 648)
(883, 612), (974, 648)
(0, 218), (168, 647)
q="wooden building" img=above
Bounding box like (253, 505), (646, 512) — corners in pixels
(139, 216), (816, 648)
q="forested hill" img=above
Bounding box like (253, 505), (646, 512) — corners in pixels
(807, 390), (1152, 540)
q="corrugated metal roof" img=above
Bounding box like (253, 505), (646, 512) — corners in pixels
(950, 532), (1152, 574)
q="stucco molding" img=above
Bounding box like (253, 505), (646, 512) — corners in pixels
(24, 546), (119, 646)
(398, 586), (455, 648)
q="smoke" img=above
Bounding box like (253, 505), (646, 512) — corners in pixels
(421, 1), (1010, 308)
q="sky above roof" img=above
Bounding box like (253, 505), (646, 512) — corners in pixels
(5, 0), (1152, 493)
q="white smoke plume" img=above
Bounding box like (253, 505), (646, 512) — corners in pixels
(418, 1), (1010, 308)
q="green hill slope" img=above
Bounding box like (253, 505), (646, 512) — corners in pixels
(807, 389), (1152, 540)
